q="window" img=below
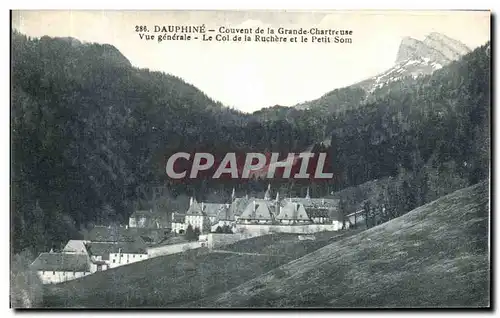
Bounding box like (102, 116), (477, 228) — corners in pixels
(133, 255), (135, 258)
(53, 271), (55, 275)
(140, 255), (142, 258)
(113, 259), (116, 263)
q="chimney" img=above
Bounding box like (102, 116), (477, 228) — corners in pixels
(190, 197), (193, 206)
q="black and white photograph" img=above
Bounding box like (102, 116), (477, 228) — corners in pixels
(9, 9), (491, 308)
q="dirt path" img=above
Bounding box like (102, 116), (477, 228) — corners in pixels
(210, 249), (283, 257)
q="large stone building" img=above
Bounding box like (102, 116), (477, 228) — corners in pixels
(171, 197), (212, 234)
(170, 185), (343, 234)
(235, 185), (343, 227)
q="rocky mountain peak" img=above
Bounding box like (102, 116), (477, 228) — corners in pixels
(395, 36), (449, 65)
(294, 33), (476, 110)
(423, 32), (471, 61)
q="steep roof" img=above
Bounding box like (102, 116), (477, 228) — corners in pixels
(239, 200), (275, 221)
(303, 207), (331, 219)
(276, 202), (310, 221)
(86, 241), (148, 260)
(85, 226), (136, 242)
(62, 240), (89, 254)
(30, 253), (90, 272)
(285, 198), (342, 221)
(230, 197), (251, 216)
(202, 203), (228, 217)
(186, 199), (205, 216)
(284, 197), (340, 209)
(217, 205), (235, 222)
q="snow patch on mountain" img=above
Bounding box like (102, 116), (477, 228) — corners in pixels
(354, 33), (471, 93)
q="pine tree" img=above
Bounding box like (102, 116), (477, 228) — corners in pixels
(193, 227), (201, 239)
(185, 224), (196, 241)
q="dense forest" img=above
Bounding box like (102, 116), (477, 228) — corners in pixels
(11, 30), (490, 254)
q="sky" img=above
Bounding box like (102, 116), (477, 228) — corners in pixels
(12, 10), (491, 112)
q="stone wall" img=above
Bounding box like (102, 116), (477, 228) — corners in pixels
(234, 222), (342, 235)
(146, 241), (201, 258)
(204, 232), (263, 249)
(37, 270), (91, 284)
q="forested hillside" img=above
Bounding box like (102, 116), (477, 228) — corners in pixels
(10, 31), (317, 253)
(11, 29), (490, 255)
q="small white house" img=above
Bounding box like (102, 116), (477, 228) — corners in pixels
(86, 241), (149, 269)
(30, 252), (92, 285)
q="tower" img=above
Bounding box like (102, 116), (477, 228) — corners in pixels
(275, 191), (281, 219)
(264, 183), (271, 201)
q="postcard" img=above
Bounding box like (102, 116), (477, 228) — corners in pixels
(10, 10), (491, 309)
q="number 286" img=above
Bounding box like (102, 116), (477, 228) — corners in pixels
(135, 26), (148, 32)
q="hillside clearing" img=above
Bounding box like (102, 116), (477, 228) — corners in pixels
(42, 230), (359, 307)
(193, 181), (489, 308)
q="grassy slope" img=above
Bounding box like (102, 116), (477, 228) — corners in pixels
(42, 231), (360, 308)
(196, 181), (489, 308)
